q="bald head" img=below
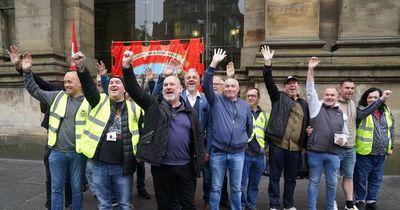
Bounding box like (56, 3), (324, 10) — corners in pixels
(323, 86), (339, 107)
(64, 71), (82, 98)
(163, 75), (182, 106)
(185, 68), (200, 92)
(223, 78), (239, 101)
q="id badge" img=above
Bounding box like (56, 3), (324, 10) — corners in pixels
(106, 132), (117, 141)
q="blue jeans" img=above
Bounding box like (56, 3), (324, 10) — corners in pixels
(209, 150), (244, 210)
(354, 154), (386, 203)
(92, 162), (133, 210)
(241, 155), (265, 209)
(307, 151), (340, 210)
(268, 144), (301, 209)
(49, 149), (85, 210)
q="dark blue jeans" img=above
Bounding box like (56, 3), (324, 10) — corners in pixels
(241, 155), (265, 209)
(354, 154), (386, 203)
(268, 143), (301, 209)
(44, 145), (72, 208)
(49, 149), (85, 210)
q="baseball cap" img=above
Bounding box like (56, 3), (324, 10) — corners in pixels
(284, 76), (298, 85)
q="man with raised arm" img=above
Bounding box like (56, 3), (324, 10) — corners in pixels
(122, 50), (204, 210)
(306, 56), (349, 210)
(261, 46), (309, 210)
(73, 51), (142, 210)
(21, 52), (88, 210)
(202, 48), (253, 210)
(6, 45), (73, 209)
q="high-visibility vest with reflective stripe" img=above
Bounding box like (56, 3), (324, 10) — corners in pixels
(355, 107), (393, 155)
(80, 94), (141, 158)
(248, 111), (269, 148)
(75, 99), (90, 153)
(48, 91), (89, 153)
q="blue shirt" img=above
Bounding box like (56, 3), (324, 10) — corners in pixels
(160, 100), (192, 165)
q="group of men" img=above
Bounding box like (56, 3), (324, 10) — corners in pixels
(8, 44), (393, 210)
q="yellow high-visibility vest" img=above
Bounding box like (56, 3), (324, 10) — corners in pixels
(355, 106), (393, 155)
(80, 94), (142, 158)
(48, 91), (89, 153)
(248, 111), (269, 148)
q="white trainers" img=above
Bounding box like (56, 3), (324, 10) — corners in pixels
(333, 200), (338, 210)
(344, 205), (359, 210)
(270, 208), (278, 210)
(284, 207), (297, 210)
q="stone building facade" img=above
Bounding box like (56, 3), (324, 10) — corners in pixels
(0, 0), (399, 163)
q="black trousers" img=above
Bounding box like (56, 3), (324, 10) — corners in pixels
(44, 145), (72, 208)
(151, 164), (196, 210)
(136, 161), (146, 192)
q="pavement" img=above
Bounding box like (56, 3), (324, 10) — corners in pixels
(1, 158), (400, 210)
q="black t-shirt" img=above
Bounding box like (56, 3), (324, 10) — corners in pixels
(98, 102), (124, 164)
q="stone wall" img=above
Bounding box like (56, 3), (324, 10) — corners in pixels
(240, 0), (400, 140)
(0, 0), (95, 142)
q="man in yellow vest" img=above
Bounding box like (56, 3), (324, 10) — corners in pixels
(22, 52), (88, 210)
(72, 51), (142, 210)
(241, 87), (269, 210)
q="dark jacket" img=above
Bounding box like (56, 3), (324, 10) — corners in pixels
(77, 67), (136, 175)
(263, 65), (309, 149)
(122, 67), (205, 177)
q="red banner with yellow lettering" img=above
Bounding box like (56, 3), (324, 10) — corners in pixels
(111, 38), (204, 77)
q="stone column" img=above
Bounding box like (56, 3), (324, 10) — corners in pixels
(241, 0), (265, 68)
(13, 0), (66, 82)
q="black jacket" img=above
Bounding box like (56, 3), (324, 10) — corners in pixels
(77, 67), (136, 175)
(263, 65), (309, 149)
(122, 67), (205, 177)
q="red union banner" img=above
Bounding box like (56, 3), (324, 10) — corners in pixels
(111, 38), (204, 77)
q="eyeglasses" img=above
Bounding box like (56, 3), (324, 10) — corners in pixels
(246, 94), (258, 98)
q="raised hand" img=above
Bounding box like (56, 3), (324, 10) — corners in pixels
(381, 90), (393, 101)
(308, 56), (320, 70)
(226, 62), (235, 78)
(261, 45), (274, 66)
(162, 60), (176, 77)
(210, 48), (226, 68)
(145, 67), (154, 81)
(71, 51), (86, 69)
(6, 45), (22, 69)
(21, 52), (32, 71)
(122, 50), (134, 68)
(96, 61), (107, 76)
